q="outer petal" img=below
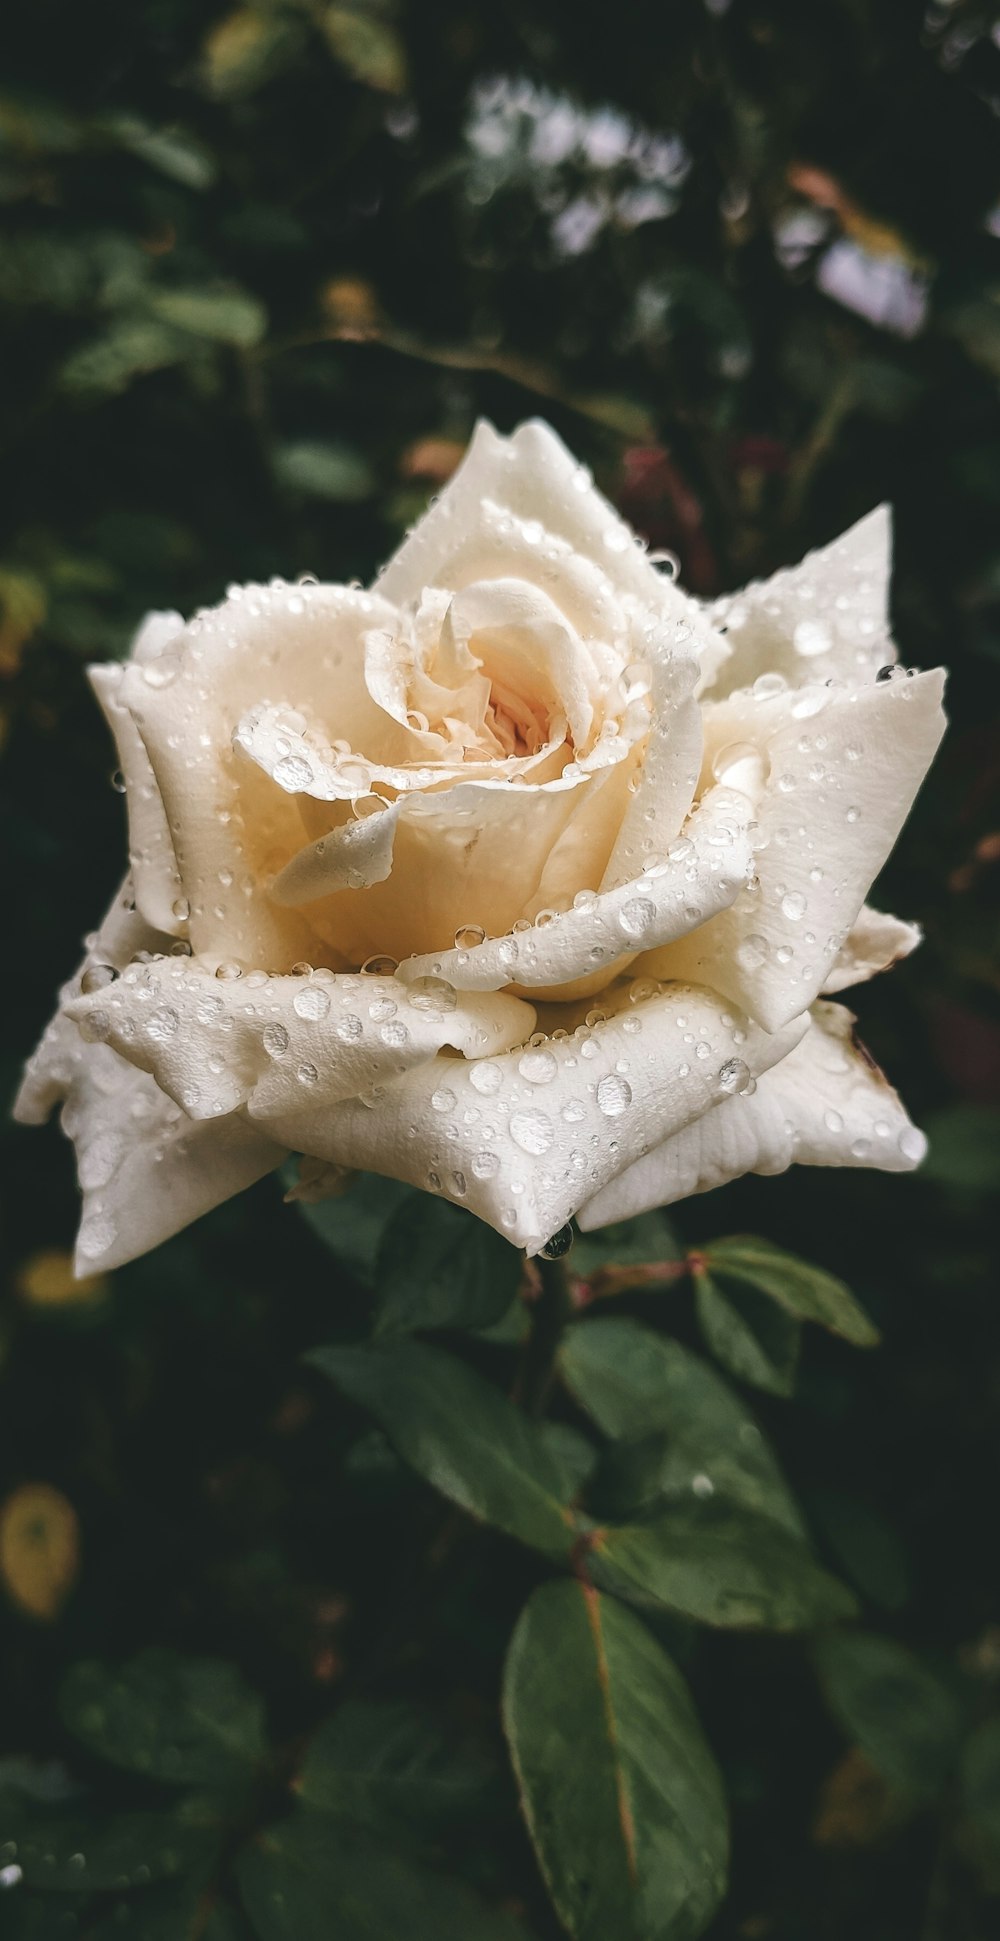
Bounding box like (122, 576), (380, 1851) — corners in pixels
(578, 1000), (926, 1227)
(89, 656), (186, 937)
(117, 583), (402, 968)
(249, 984), (807, 1255)
(66, 959), (536, 1123)
(14, 884), (282, 1273)
(703, 506), (894, 697)
(645, 668), (946, 1032)
(396, 782), (754, 997)
(375, 418), (717, 665)
(822, 905), (921, 994)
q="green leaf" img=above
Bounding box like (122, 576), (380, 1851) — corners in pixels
(273, 440), (375, 503)
(322, 6), (409, 94)
(570, 1213), (680, 1285)
(813, 1631), (965, 1798)
(699, 1238), (878, 1347)
(296, 1699), (496, 1832)
(0, 1793), (216, 1891)
(559, 1318), (804, 1537)
(307, 1339), (575, 1557)
(237, 1813), (526, 1940)
(540, 1422), (598, 1503)
(503, 1580), (728, 1941)
(374, 1195), (522, 1335)
(98, 114), (217, 190)
(292, 1170), (416, 1285)
(85, 1872), (248, 1939)
(807, 1490), (910, 1612)
(146, 287), (267, 348)
(58, 321), (187, 396)
(59, 1649), (265, 1787)
(592, 1502), (857, 1631)
(694, 1274), (801, 1397)
(921, 1104), (1000, 1192)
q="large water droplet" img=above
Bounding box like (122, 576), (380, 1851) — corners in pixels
(596, 1074), (632, 1117)
(510, 1108), (555, 1155)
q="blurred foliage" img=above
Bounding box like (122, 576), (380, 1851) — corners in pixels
(2, 0), (1000, 1935)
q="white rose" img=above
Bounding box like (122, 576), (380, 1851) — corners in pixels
(16, 421), (945, 1272)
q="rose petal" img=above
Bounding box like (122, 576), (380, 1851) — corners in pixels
(822, 905), (922, 993)
(14, 884), (282, 1274)
(599, 642), (702, 888)
(271, 800), (403, 905)
(244, 982), (806, 1254)
(578, 999), (926, 1227)
(117, 583), (402, 967)
(375, 419), (714, 659)
(397, 781), (754, 996)
(66, 959), (536, 1123)
(89, 661), (186, 936)
(703, 505), (894, 697)
(644, 667), (946, 1032)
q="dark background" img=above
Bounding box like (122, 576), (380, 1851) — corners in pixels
(2, 1), (1000, 1935)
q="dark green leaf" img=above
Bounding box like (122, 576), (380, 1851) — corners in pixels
(694, 1274), (801, 1397)
(59, 1649), (265, 1786)
(237, 1813), (526, 1940)
(592, 1502), (857, 1631)
(540, 1422), (598, 1502)
(570, 1213), (680, 1285)
(560, 1318), (804, 1537)
(374, 1195), (522, 1336)
(145, 288), (267, 348)
(273, 440), (375, 503)
(813, 1632), (965, 1798)
(292, 1170), (415, 1285)
(0, 1793), (216, 1892)
(503, 1580), (728, 1940)
(58, 321), (187, 396)
(296, 1699), (496, 1832)
(308, 1339), (576, 1557)
(700, 1238), (878, 1347)
(807, 1491), (910, 1612)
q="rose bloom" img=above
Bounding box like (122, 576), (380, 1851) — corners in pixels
(16, 422), (945, 1272)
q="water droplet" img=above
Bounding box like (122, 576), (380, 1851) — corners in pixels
(824, 1108), (844, 1133)
(781, 891), (806, 921)
(793, 618), (833, 658)
(360, 953), (398, 976)
(540, 1223), (574, 1260)
(431, 1086), (456, 1113)
(454, 923), (487, 949)
(147, 1007), (179, 1042)
(471, 1150), (500, 1179)
(718, 1057), (751, 1095)
(519, 1048), (558, 1085)
(691, 1472), (715, 1498)
(297, 1062), (319, 1085)
(273, 754), (314, 791)
(380, 1020), (409, 1047)
(596, 1074), (632, 1117)
(171, 896), (190, 922)
(336, 1014), (363, 1041)
(469, 1061), (502, 1095)
(846, 805), (861, 823)
(510, 1108), (555, 1155)
(619, 896), (655, 939)
(408, 975), (457, 1014)
(752, 672), (788, 700)
(263, 1022), (290, 1058)
(736, 932), (769, 972)
(81, 963), (118, 995)
(293, 985), (331, 1021)
(899, 1125), (925, 1161)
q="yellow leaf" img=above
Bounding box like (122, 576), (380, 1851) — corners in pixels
(0, 1484), (80, 1621)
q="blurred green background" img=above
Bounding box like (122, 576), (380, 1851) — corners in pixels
(2, 1), (1000, 1935)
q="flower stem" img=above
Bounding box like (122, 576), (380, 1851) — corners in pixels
(518, 1251), (575, 1419)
